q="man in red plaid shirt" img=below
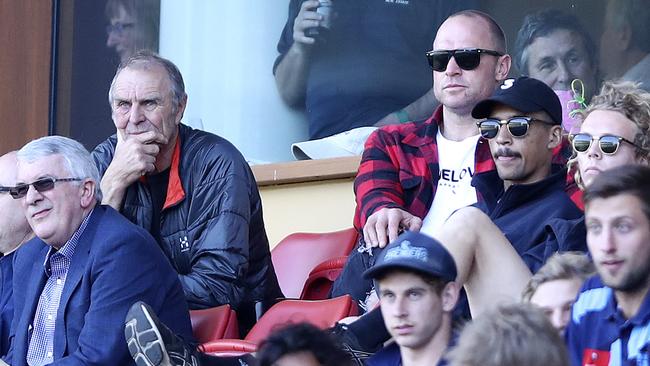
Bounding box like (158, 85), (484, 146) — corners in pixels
(334, 10), (577, 307)
(329, 13), (511, 354)
(355, 10), (510, 250)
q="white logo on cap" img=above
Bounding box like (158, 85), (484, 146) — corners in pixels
(384, 240), (428, 263)
(501, 78), (515, 89)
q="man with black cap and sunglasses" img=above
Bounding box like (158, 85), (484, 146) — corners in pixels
(469, 76), (582, 263)
(364, 230), (460, 366)
(329, 75), (582, 358)
(423, 76), (584, 317)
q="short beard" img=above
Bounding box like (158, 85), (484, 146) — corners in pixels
(607, 262), (650, 294)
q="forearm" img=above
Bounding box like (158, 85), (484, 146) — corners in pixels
(99, 173), (127, 211)
(355, 169), (406, 228)
(375, 87), (438, 126)
(180, 267), (244, 310)
(354, 131), (406, 227)
(274, 44), (312, 107)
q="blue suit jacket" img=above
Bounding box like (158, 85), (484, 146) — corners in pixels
(0, 252), (14, 357)
(4, 205), (194, 366)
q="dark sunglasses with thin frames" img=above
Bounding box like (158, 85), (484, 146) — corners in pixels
(10, 177), (82, 199)
(570, 133), (642, 155)
(477, 116), (556, 140)
(425, 48), (503, 72)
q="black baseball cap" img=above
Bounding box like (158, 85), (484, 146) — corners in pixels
(363, 231), (457, 282)
(472, 77), (562, 124)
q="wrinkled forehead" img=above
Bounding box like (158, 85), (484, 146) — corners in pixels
(529, 29), (589, 54)
(434, 15), (498, 50)
(16, 154), (69, 182)
(113, 64), (172, 96)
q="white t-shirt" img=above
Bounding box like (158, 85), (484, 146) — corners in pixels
(420, 131), (480, 237)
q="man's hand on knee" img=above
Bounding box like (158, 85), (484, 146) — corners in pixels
(363, 208), (422, 249)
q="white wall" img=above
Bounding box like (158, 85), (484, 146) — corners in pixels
(159, 0), (308, 163)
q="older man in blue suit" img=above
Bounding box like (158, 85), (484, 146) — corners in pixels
(2, 136), (193, 366)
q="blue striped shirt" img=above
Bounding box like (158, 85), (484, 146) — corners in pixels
(26, 211), (92, 366)
(566, 275), (650, 366)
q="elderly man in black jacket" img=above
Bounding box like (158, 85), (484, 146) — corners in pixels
(92, 51), (282, 331)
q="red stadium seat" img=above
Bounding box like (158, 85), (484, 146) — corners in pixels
(272, 228), (358, 299)
(190, 305), (239, 345)
(300, 256), (349, 300)
(200, 295), (358, 356)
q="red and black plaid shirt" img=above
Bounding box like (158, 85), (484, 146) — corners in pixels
(353, 107), (582, 231)
(353, 107), (495, 231)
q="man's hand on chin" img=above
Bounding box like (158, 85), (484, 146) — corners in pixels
(100, 130), (167, 209)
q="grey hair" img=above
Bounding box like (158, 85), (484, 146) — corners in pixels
(108, 50), (187, 114)
(17, 136), (103, 202)
(607, 0), (650, 53)
(514, 8), (597, 75)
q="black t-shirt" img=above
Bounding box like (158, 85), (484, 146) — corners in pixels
(147, 168), (170, 244)
(274, 0), (480, 139)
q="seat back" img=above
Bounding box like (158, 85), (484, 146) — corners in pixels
(271, 228), (358, 298)
(300, 256), (349, 300)
(190, 304), (239, 344)
(244, 295), (358, 344)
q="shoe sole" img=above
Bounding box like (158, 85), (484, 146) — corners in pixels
(125, 302), (171, 366)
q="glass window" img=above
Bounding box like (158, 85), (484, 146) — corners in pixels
(54, 0), (650, 163)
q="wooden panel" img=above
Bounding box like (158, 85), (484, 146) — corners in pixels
(0, 1), (52, 154)
(259, 179), (356, 248)
(252, 156), (361, 186)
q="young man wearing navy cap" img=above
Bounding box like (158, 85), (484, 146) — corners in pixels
(364, 231), (460, 366)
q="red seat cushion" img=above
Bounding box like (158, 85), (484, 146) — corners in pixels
(200, 295), (357, 356)
(272, 228), (358, 298)
(190, 304), (239, 344)
(301, 256), (349, 300)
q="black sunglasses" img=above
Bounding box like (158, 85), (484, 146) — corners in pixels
(570, 133), (639, 155)
(10, 177), (82, 199)
(477, 117), (555, 140)
(0, 186), (11, 194)
(425, 48), (503, 72)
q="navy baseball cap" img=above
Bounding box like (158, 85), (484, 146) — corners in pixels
(363, 231), (457, 282)
(472, 77), (562, 124)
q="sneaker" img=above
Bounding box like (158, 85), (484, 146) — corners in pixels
(329, 323), (375, 365)
(125, 301), (200, 366)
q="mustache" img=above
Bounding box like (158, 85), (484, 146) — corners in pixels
(494, 148), (521, 159)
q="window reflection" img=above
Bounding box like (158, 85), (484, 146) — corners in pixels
(105, 0), (160, 62)
(599, 0), (650, 88)
(56, 0), (650, 164)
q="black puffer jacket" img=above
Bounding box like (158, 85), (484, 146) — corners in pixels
(92, 124), (283, 312)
